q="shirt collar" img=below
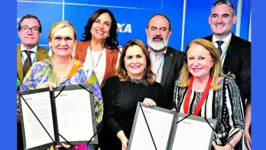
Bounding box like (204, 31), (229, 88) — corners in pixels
(148, 47), (168, 56)
(20, 44), (38, 53)
(213, 33), (232, 44)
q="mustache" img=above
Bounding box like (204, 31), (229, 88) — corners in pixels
(152, 35), (163, 41)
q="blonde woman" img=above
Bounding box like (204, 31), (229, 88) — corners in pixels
(173, 39), (244, 150)
(21, 20), (103, 150)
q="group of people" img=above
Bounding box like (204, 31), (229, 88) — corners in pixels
(16, 0), (251, 150)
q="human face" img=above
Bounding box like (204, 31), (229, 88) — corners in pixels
(124, 45), (147, 79)
(91, 13), (112, 41)
(18, 18), (41, 49)
(49, 27), (76, 57)
(209, 4), (237, 39)
(146, 15), (172, 51)
(187, 44), (214, 79)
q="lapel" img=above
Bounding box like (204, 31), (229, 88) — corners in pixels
(161, 47), (174, 85)
(76, 41), (89, 61)
(205, 35), (212, 42)
(17, 45), (23, 82)
(207, 34), (235, 73)
(36, 46), (47, 62)
(17, 46), (48, 82)
(103, 48), (114, 81)
(222, 34), (236, 72)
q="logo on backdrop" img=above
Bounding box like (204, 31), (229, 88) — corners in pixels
(117, 23), (132, 33)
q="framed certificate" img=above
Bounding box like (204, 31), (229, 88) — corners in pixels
(19, 84), (98, 150)
(168, 113), (217, 150)
(128, 102), (176, 150)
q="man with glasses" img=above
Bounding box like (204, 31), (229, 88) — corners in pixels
(17, 14), (49, 150)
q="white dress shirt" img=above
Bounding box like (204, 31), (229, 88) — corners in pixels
(20, 44), (38, 65)
(149, 49), (167, 83)
(213, 33), (232, 65)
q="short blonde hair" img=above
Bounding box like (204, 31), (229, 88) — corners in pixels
(48, 20), (77, 41)
(178, 38), (228, 90)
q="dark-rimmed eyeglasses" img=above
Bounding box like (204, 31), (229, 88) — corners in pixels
(20, 26), (40, 33)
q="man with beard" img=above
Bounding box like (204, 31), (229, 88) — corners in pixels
(203, 1), (251, 149)
(146, 14), (184, 109)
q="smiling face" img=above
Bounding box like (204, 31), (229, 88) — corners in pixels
(146, 15), (172, 52)
(18, 18), (41, 49)
(187, 43), (214, 79)
(49, 27), (76, 57)
(209, 4), (237, 39)
(124, 45), (147, 79)
(90, 12), (112, 41)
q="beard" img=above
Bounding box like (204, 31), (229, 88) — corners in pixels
(147, 37), (168, 51)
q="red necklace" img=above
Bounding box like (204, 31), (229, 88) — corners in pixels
(183, 76), (212, 115)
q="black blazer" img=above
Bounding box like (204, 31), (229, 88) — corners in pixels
(160, 46), (184, 109)
(204, 34), (251, 106)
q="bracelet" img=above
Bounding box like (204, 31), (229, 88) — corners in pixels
(227, 142), (234, 150)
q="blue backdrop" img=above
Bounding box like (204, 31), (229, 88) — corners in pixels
(17, 0), (251, 51)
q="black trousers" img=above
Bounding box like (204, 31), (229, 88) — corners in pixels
(17, 122), (23, 150)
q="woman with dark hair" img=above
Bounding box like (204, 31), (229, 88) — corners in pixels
(173, 39), (244, 150)
(99, 39), (168, 150)
(74, 8), (120, 87)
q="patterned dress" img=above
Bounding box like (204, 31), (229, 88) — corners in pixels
(20, 58), (103, 150)
(17, 76), (21, 108)
(173, 77), (244, 149)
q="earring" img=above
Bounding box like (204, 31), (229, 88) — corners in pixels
(48, 46), (53, 57)
(71, 46), (76, 58)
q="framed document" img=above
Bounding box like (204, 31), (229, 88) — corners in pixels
(18, 84), (98, 150)
(128, 102), (176, 150)
(168, 113), (217, 150)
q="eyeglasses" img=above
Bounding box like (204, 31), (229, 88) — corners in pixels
(52, 36), (75, 44)
(20, 26), (40, 33)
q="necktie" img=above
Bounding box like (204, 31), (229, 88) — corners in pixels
(216, 40), (224, 55)
(23, 50), (32, 77)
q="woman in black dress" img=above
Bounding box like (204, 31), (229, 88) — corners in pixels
(99, 39), (167, 150)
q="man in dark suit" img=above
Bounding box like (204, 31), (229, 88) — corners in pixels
(146, 14), (184, 109)
(17, 14), (49, 150)
(204, 1), (251, 149)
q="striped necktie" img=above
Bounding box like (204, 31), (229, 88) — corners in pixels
(23, 50), (32, 77)
(216, 40), (224, 55)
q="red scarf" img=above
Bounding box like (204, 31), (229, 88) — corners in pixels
(183, 76), (212, 115)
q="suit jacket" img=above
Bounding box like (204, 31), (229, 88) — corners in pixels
(17, 45), (49, 83)
(160, 46), (184, 109)
(17, 44), (48, 150)
(74, 41), (119, 87)
(204, 34), (251, 106)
